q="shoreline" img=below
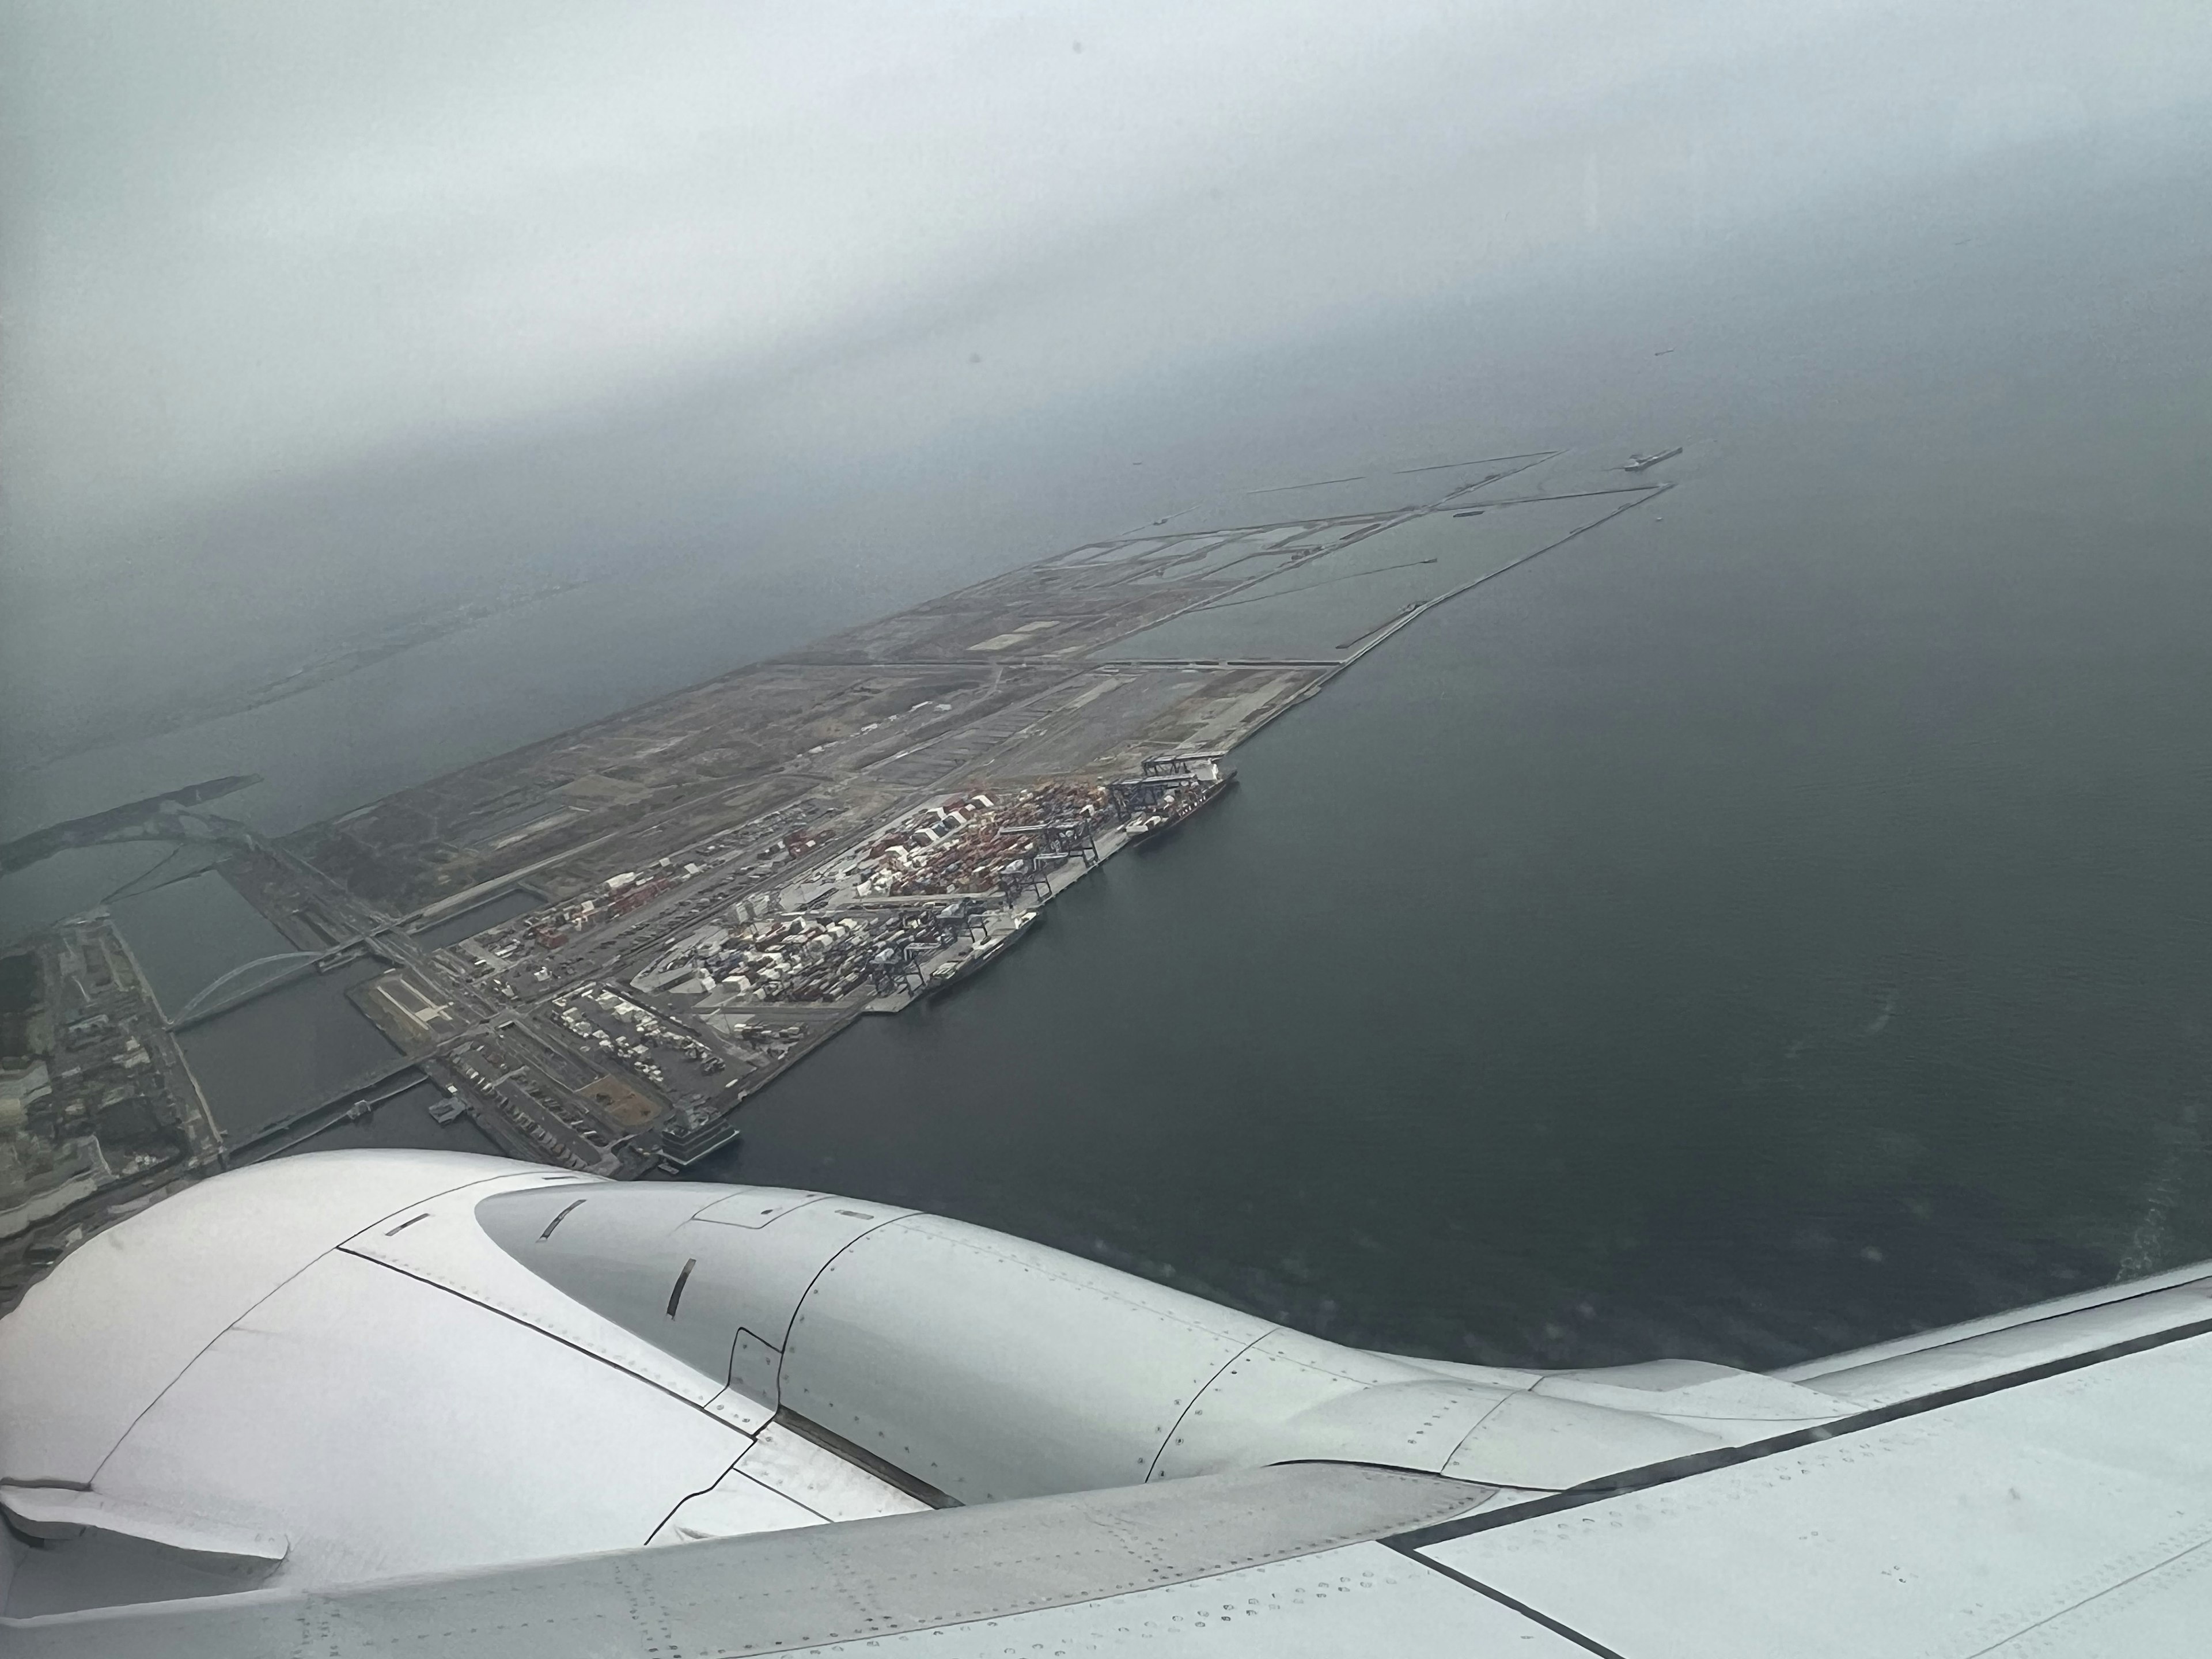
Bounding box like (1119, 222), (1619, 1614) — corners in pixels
(8, 446), (1665, 1221)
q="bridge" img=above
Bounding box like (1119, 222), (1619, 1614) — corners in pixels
(222, 1060), (429, 1164)
(169, 950), (343, 1029)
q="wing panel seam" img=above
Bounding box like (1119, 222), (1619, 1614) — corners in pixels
(1389, 1312), (2212, 1552)
(1383, 1543), (1632, 1658)
(81, 1169), (570, 1487)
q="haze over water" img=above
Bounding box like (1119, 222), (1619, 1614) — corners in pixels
(713, 151), (2212, 1368)
(7, 122), (2212, 1369)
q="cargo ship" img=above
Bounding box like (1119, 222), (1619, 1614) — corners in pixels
(1120, 764), (1237, 849)
(921, 906), (1044, 1001)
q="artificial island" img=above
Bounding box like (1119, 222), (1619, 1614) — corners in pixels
(0, 446), (1675, 1303)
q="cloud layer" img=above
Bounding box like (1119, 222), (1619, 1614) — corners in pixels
(8, 0), (2205, 562)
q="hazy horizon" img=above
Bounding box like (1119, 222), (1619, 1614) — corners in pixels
(7, 2), (2210, 820)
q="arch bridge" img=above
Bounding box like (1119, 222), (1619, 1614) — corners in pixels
(170, 951), (329, 1027)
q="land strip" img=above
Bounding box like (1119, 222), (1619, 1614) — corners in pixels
(0, 444), (1675, 1303)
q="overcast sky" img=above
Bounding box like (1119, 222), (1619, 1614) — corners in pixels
(5, 2), (2202, 558)
(1, 0), (2208, 802)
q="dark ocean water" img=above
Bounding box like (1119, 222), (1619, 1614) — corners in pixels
(708, 469), (2212, 1366)
(704, 168), (2212, 1368)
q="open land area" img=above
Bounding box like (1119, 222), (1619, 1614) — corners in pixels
(0, 446), (1671, 1307)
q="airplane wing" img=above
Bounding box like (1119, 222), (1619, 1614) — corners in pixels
(3, 1150), (2209, 1656)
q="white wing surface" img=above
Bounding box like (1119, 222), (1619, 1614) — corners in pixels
(3, 1150), (2209, 1655)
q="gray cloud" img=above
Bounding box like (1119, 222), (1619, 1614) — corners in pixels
(8, 2), (2206, 549)
(2, 0), (2208, 787)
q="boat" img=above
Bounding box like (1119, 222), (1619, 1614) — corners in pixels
(923, 909), (1041, 1001)
(1122, 769), (1237, 849)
